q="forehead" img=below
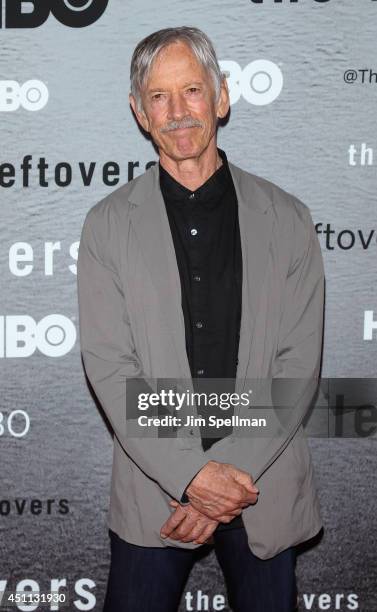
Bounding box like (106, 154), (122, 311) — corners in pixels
(145, 40), (209, 87)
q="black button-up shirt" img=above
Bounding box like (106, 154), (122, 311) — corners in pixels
(159, 148), (244, 530)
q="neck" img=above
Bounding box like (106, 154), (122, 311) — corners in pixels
(159, 142), (222, 191)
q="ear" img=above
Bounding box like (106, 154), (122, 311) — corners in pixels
(129, 93), (150, 133)
(216, 77), (230, 120)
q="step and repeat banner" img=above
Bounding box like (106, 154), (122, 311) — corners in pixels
(1, 1), (376, 611)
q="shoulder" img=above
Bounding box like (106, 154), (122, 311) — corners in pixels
(228, 160), (320, 269)
(82, 164), (156, 234)
(78, 166), (157, 271)
(228, 160), (313, 227)
(229, 162), (310, 216)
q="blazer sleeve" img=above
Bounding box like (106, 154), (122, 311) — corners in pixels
(77, 208), (209, 502)
(207, 198), (325, 482)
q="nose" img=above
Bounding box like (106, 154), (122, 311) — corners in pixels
(167, 91), (187, 121)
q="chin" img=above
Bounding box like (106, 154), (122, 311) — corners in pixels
(174, 149), (200, 160)
(174, 141), (209, 160)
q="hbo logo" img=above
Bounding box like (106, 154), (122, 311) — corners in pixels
(0, 411), (30, 438)
(0, 0), (109, 28)
(0, 80), (48, 112)
(0, 315), (76, 358)
(219, 60), (283, 106)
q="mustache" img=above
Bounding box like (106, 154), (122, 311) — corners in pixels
(160, 116), (204, 133)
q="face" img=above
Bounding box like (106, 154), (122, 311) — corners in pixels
(129, 41), (229, 162)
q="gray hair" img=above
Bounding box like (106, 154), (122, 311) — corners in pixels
(130, 26), (224, 112)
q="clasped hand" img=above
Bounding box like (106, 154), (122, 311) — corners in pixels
(160, 460), (258, 545)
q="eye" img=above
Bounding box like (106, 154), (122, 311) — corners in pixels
(151, 93), (165, 101)
(187, 87), (200, 94)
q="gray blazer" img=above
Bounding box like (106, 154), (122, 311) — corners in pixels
(77, 160), (325, 559)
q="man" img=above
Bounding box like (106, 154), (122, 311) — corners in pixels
(77, 26), (325, 612)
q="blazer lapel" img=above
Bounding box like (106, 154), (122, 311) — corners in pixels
(228, 163), (274, 386)
(127, 161), (275, 384)
(128, 164), (192, 379)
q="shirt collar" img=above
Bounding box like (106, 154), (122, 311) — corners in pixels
(159, 148), (231, 206)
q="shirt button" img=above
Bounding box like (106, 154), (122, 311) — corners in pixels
(193, 275), (201, 282)
(195, 321), (203, 329)
(190, 228), (198, 236)
(197, 369), (204, 375)
(189, 193), (195, 199)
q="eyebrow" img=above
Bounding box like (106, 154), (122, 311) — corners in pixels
(147, 81), (204, 93)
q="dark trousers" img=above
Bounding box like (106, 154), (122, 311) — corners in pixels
(103, 527), (298, 612)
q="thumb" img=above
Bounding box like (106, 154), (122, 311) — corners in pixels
(234, 471), (259, 494)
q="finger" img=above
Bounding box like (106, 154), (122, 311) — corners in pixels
(189, 494), (249, 521)
(194, 522), (218, 545)
(169, 500), (179, 507)
(233, 470), (259, 494)
(233, 468), (258, 489)
(177, 515), (217, 543)
(217, 513), (240, 523)
(179, 523), (206, 543)
(189, 499), (236, 521)
(160, 506), (186, 538)
(241, 491), (259, 505)
(213, 509), (241, 520)
(168, 515), (200, 541)
(227, 482), (258, 507)
(190, 518), (217, 542)
(215, 491), (247, 516)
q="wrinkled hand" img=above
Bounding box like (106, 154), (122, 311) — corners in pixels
(160, 500), (219, 544)
(185, 460), (259, 521)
